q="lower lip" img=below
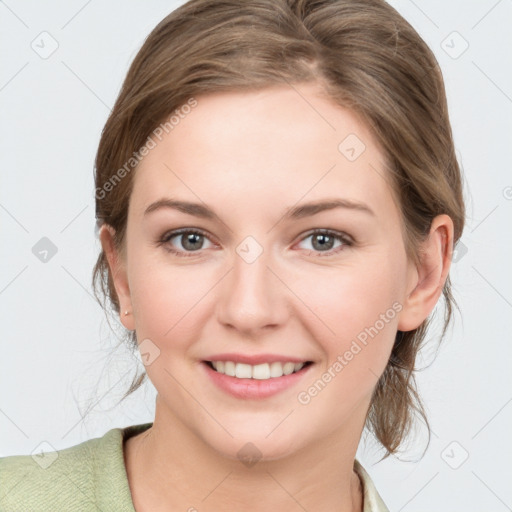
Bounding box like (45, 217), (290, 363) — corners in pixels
(202, 362), (313, 400)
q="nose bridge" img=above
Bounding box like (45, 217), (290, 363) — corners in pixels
(216, 236), (287, 333)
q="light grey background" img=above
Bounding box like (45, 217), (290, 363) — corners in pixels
(1, 1), (511, 510)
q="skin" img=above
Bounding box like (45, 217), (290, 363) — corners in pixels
(100, 83), (453, 512)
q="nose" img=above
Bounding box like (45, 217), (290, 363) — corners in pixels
(216, 246), (289, 336)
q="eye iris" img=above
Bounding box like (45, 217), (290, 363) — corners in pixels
(182, 233), (203, 251)
(312, 233), (334, 251)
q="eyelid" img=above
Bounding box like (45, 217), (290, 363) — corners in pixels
(160, 227), (213, 243)
(158, 227), (354, 258)
(297, 228), (354, 245)
(293, 229), (353, 257)
(156, 227), (217, 257)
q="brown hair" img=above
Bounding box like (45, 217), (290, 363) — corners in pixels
(93, 0), (465, 459)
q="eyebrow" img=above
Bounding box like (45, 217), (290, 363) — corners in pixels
(144, 197), (375, 220)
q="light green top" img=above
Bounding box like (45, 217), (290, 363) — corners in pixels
(0, 423), (389, 511)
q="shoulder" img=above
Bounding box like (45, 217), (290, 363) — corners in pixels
(0, 428), (118, 511)
(0, 423), (152, 512)
(354, 459), (390, 512)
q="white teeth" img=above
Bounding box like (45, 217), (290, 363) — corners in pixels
(235, 363), (252, 379)
(224, 361), (236, 377)
(269, 362), (283, 378)
(283, 362), (295, 375)
(209, 361), (306, 380)
(252, 363), (270, 380)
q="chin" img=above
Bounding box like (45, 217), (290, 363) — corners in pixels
(201, 427), (305, 466)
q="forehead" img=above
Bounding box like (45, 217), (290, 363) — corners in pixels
(132, 84), (398, 223)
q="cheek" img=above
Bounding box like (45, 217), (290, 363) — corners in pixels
(126, 244), (208, 345)
(293, 255), (404, 376)
(293, 266), (402, 418)
(299, 260), (403, 337)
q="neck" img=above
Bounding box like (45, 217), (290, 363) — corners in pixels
(124, 398), (365, 512)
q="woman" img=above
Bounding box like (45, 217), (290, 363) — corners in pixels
(0, 0), (465, 510)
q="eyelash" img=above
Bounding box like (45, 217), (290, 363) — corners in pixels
(157, 228), (353, 258)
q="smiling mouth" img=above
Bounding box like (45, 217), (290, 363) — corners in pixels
(204, 360), (313, 380)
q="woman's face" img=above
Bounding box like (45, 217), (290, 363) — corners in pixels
(114, 84), (419, 460)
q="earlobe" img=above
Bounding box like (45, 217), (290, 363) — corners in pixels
(99, 225), (135, 330)
(397, 214), (454, 332)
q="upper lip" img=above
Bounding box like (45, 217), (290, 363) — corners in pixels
(204, 353), (312, 365)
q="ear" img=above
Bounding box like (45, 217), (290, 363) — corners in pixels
(397, 214), (454, 332)
(99, 225), (135, 331)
